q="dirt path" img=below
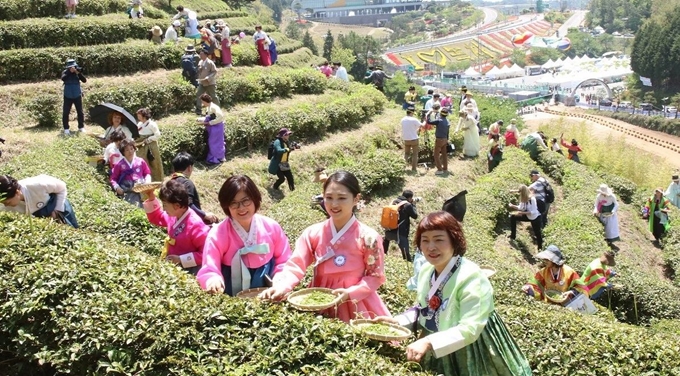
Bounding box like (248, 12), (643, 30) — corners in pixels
(523, 111), (680, 169)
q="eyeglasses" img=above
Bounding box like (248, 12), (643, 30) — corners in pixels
(229, 197), (253, 210)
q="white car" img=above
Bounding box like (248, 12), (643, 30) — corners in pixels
(665, 106), (677, 113)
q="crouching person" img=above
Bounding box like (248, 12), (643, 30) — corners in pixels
(143, 179), (209, 275)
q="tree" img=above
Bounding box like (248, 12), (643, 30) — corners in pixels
(337, 32), (383, 78)
(384, 72), (413, 104)
(293, 0), (302, 20)
(269, 0), (283, 23)
(444, 60), (471, 72)
(510, 48), (527, 67)
(285, 22), (302, 40)
(536, 0), (545, 13)
(529, 47), (562, 65)
(322, 30), (334, 61)
(598, 33), (615, 52)
(330, 48), (356, 79)
(221, 0), (255, 9)
(302, 30), (318, 56)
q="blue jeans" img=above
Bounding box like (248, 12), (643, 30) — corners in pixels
(33, 194), (79, 228)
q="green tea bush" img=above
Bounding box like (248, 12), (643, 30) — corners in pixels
(477, 96), (525, 130)
(196, 10), (249, 19)
(0, 136), (165, 255)
(0, 17), (273, 49)
(329, 148), (405, 194)
(591, 110), (680, 137)
(0, 0), (127, 20)
(0, 214), (428, 376)
(535, 149), (680, 324)
(23, 93), (60, 128)
(157, 84), (387, 166)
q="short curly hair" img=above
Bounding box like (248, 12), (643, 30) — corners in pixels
(414, 211), (467, 256)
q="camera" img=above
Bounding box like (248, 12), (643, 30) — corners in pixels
(290, 141), (301, 150)
(414, 197), (422, 203)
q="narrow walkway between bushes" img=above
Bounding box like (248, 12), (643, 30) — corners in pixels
(526, 111), (680, 169)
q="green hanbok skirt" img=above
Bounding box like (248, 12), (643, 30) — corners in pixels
(421, 311), (532, 376)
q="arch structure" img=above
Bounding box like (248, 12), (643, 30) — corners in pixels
(564, 78), (613, 106)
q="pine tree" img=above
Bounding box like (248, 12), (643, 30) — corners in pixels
(302, 30), (318, 56)
(322, 30), (334, 61)
(536, 0), (545, 13)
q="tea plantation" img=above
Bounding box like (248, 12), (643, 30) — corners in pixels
(1, 0), (680, 375)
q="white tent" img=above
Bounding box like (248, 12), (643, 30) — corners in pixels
(572, 55), (582, 63)
(542, 59), (555, 69)
(509, 64), (525, 77)
(581, 54), (592, 62)
(485, 65), (502, 79)
(464, 66), (481, 77)
(498, 65), (511, 78)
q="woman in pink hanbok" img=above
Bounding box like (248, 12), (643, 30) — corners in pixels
(143, 179), (209, 275)
(109, 138), (151, 208)
(261, 170), (391, 322)
(196, 175), (291, 296)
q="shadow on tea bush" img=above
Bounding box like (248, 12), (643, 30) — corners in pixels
(24, 94), (60, 128)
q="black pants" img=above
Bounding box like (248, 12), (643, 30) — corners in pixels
(652, 215), (666, 241)
(542, 202), (551, 228)
(274, 169), (295, 191)
(383, 234), (411, 262)
(63, 96), (84, 130)
(510, 214), (543, 250)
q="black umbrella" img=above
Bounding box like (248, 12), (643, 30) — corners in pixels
(442, 190), (468, 223)
(88, 103), (140, 139)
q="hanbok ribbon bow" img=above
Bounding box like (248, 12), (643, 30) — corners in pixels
(160, 237), (175, 260)
(231, 243), (270, 294)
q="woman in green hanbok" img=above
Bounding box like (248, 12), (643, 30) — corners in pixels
(374, 211), (532, 375)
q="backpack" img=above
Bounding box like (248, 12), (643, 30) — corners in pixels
(381, 200), (409, 230)
(535, 197), (546, 214)
(267, 139), (277, 160)
(541, 179), (555, 204)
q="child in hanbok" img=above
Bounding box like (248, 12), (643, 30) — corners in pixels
(103, 129), (126, 168)
(195, 94), (225, 166)
(261, 171), (391, 322)
(253, 25), (271, 67)
(0, 174), (79, 228)
(197, 175), (291, 296)
(144, 179), (209, 275)
(374, 211), (532, 375)
(560, 133), (582, 163)
(110, 138), (151, 207)
(593, 184), (620, 246)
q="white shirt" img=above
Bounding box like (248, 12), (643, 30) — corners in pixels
(424, 98), (439, 111)
(137, 119), (161, 142)
(104, 142), (123, 167)
(460, 98), (478, 111)
(0, 175), (67, 214)
(335, 66), (348, 81)
(527, 132), (547, 148)
(253, 30), (269, 42)
(103, 124), (133, 140)
(519, 197), (541, 220)
(205, 103), (224, 125)
(172, 9), (193, 20)
(401, 116), (421, 141)
(220, 26), (230, 39)
(165, 26), (178, 42)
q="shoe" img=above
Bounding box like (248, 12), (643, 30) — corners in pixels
(63, 129), (70, 135)
(78, 128), (86, 133)
(71, 14), (77, 18)
(65, 13), (71, 18)
(435, 170), (444, 175)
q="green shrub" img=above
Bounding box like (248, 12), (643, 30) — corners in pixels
(535, 149), (680, 324)
(0, 0), (127, 20)
(0, 214), (428, 376)
(478, 96), (524, 130)
(0, 16), (273, 49)
(157, 84), (387, 168)
(590, 110), (680, 137)
(196, 10), (249, 19)
(0, 136), (165, 256)
(329, 148), (405, 195)
(23, 93), (60, 128)
(277, 47), (325, 68)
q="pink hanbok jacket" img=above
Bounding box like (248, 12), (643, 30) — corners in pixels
(197, 213), (292, 291)
(110, 156), (151, 191)
(144, 198), (209, 268)
(273, 217), (391, 322)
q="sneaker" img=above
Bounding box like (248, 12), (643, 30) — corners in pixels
(65, 13), (71, 18)
(434, 170), (444, 175)
(71, 14), (77, 18)
(78, 128), (86, 133)
(63, 129), (70, 135)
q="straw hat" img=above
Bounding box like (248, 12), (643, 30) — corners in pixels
(150, 26), (163, 37)
(216, 19), (226, 27)
(535, 245), (566, 266)
(596, 183), (612, 196)
(465, 103), (475, 111)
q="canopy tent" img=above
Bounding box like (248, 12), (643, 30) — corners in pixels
(509, 64), (525, 77)
(463, 66), (481, 77)
(581, 54), (592, 62)
(498, 65), (511, 79)
(485, 65), (502, 79)
(542, 59), (555, 69)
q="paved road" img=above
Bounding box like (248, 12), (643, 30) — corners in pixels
(481, 7), (498, 25)
(555, 10), (587, 38)
(387, 13), (541, 54)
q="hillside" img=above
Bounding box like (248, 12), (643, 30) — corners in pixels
(3, 1), (680, 375)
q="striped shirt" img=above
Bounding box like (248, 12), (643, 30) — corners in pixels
(529, 177), (548, 202)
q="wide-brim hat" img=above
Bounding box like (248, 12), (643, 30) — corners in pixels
(530, 169), (539, 176)
(406, 106), (416, 112)
(510, 118), (517, 124)
(65, 59), (78, 68)
(465, 103), (475, 110)
(596, 183), (612, 196)
(151, 26), (163, 36)
(535, 245), (565, 266)
(277, 128), (292, 138)
(172, 20), (181, 27)
(440, 108), (449, 116)
(216, 19), (226, 27)
(655, 187), (664, 194)
(185, 45), (196, 53)
(465, 92), (473, 97)
(602, 251), (616, 266)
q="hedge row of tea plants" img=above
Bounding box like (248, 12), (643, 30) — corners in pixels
(0, 16), (275, 49)
(535, 149), (680, 324)
(276, 47), (326, 68)
(0, 137), (165, 255)
(0, 0), (127, 20)
(589, 110), (680, 137)
(0, 35), (303, 83)
(157, 83), (388, 167)
(0, 213), (429, 376)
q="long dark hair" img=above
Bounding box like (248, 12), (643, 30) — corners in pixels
(0, 175), (20, 201)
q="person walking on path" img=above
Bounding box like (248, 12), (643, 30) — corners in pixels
(268, 128), (297, 191)
(61, 59), (86, 135)
(529, 170), (551, 228)
(195, 48), (218, 115)
(382, 190), (419, 262)
(401, 106), (422, 172)
(427, 108), (451, 175)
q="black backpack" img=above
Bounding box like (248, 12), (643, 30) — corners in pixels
(541, 180), (555, 204)
(267, 139), (277, 160)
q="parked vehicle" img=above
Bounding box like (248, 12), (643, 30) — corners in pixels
(639, 103), (653, 111)
(665, 106), (678, 113)
(619, 101), (632, 109)
(599, 98), (613, 106)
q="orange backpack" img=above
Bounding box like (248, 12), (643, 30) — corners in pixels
(380, 201), (409, 230)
